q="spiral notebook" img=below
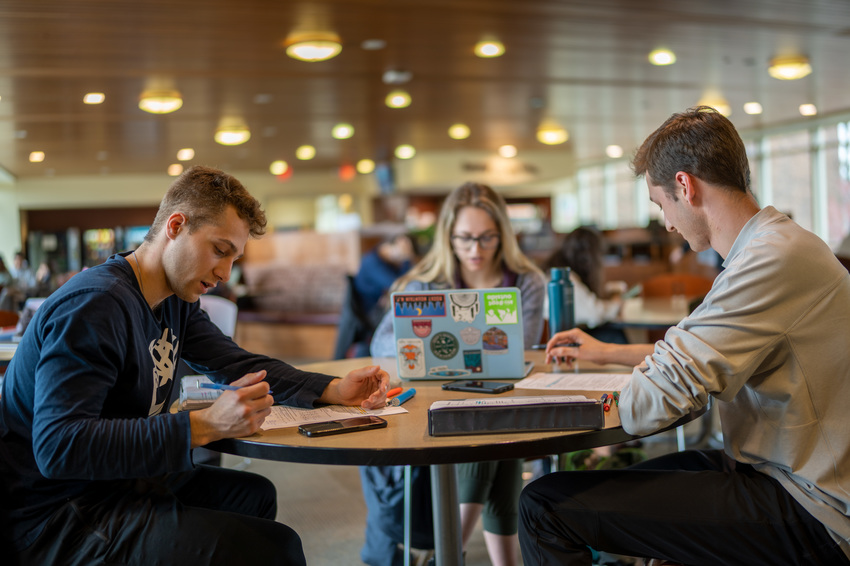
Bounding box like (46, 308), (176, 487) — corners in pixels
(390, 287), (529, 380)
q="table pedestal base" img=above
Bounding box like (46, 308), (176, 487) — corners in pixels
(431, 464), (463, 565)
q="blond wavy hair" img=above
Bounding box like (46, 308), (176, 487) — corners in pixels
(393, 182), (542, 291)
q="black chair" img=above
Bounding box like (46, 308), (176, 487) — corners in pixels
(332, 275), (377, 359)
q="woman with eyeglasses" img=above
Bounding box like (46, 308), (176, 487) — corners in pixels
(362, 182), (545, 566)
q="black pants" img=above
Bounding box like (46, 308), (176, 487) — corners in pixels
(519, 449), (850, 566)
(13, 465), (306, 566)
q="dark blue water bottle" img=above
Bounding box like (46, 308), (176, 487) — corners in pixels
(563, 267), (575, 330)
(548, 267), (575, 336)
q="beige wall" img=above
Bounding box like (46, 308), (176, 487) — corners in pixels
(0, 148), (575, 264)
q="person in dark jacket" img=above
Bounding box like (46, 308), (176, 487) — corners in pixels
(0, 165), (389, 565)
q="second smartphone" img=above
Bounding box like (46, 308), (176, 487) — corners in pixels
(441, 380), (514, 394)
(298, 415), (387, 437)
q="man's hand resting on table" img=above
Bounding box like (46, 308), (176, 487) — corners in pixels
(319, 365), (390, 410)
(189, 370), (273, 448)
(547, 328), (654, 369)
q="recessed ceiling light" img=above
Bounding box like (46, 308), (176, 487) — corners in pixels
(799, 103), (817, 116)
(448, 123), (471, 140)
(295, 145), (316, 160)
(606, 145), (624, 159)
(176, 148), (194, 161)
(253, 94), (273, 104)
(385, 89), (412, 109)
(284, 31), (342, 62)
(743, 102), (763, 115)
(395, 144), (416, 159)
(332, 123), (354, 139)
(84, 92), (105, 104)
(269, 160), (289, 175)
(474, 40), (505, 58)
(356, 159), (375, 174)
(138, 89), (183, 114)
(499, 145), (517, 158)
(29, 151), (45, 163)
(648, 48), (676, 66)
(167, 164), (183, 176)
(214, 123), (251, 146)
(536, 121), (569, 145)
(768, 55), (812, 80)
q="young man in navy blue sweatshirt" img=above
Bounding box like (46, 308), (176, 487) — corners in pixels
(0, 166), (389, 565)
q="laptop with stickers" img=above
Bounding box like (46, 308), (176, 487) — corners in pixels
(390, 287), (527, 380)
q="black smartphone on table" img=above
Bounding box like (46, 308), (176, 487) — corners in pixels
(298, 415), (388, 437)
(441, 380), (514, 394)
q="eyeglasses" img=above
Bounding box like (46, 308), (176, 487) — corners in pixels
(450, 233), (500, 250)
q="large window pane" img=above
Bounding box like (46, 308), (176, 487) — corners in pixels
(577, 167), (604, 226)
(825, 121), (850, 249)
(765, 131), (812, 231)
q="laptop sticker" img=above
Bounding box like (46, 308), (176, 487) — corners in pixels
(484, 291), (519, 324)
(428, 366), (472, 378)
(397, 338), (426, 378)
(412, 319), (432, 338)
(448, 291), (480, 322)
(394, 294), (446, 317)
(482, 327), (509, 354)
(459, 326), (481, 345)
(430, 331), (459, 360)
(463, 349), (483, 373)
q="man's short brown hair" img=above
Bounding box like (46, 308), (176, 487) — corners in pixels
(632, 106), (751, 199)
(145, 166), (267, 242)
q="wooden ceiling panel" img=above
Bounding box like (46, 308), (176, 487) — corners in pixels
(0, 0), (849, 181)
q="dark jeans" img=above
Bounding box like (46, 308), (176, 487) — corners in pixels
(519, 449), (850, 566)
(359, 465), (435, 566)
(12, 465), (305, 566)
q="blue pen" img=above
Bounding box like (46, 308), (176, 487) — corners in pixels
(198, 381), (273, 395)
(390, 388), (416, 406)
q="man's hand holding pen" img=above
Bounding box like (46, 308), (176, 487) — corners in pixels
(544, 328), (605, 368)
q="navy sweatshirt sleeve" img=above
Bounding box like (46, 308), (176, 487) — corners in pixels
(179, 302), (335, 407)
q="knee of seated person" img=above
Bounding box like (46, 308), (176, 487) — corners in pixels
(234, 470), (278, 520)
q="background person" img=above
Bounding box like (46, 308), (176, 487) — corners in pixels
(543, 226), (626, 344)
(519, 107), (850, 565)
(0, 252), (36, 311)
(366, 182), (545, 566)
(0, 256), (11, 289)
(0, 166), (389, 566)
(354, 232), (415, 324)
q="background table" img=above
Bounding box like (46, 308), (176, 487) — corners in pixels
(617, 296), (692, 329)
(209, 352), (705, 565)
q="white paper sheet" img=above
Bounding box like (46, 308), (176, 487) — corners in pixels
(514, 372), (631, 392)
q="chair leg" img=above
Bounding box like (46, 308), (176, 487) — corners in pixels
(403, 465), (411, 566)
(675, 425), (686, 452)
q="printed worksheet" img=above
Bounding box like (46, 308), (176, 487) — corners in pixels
(260, 403), (407, 431)
(514, 372), (631, 392)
